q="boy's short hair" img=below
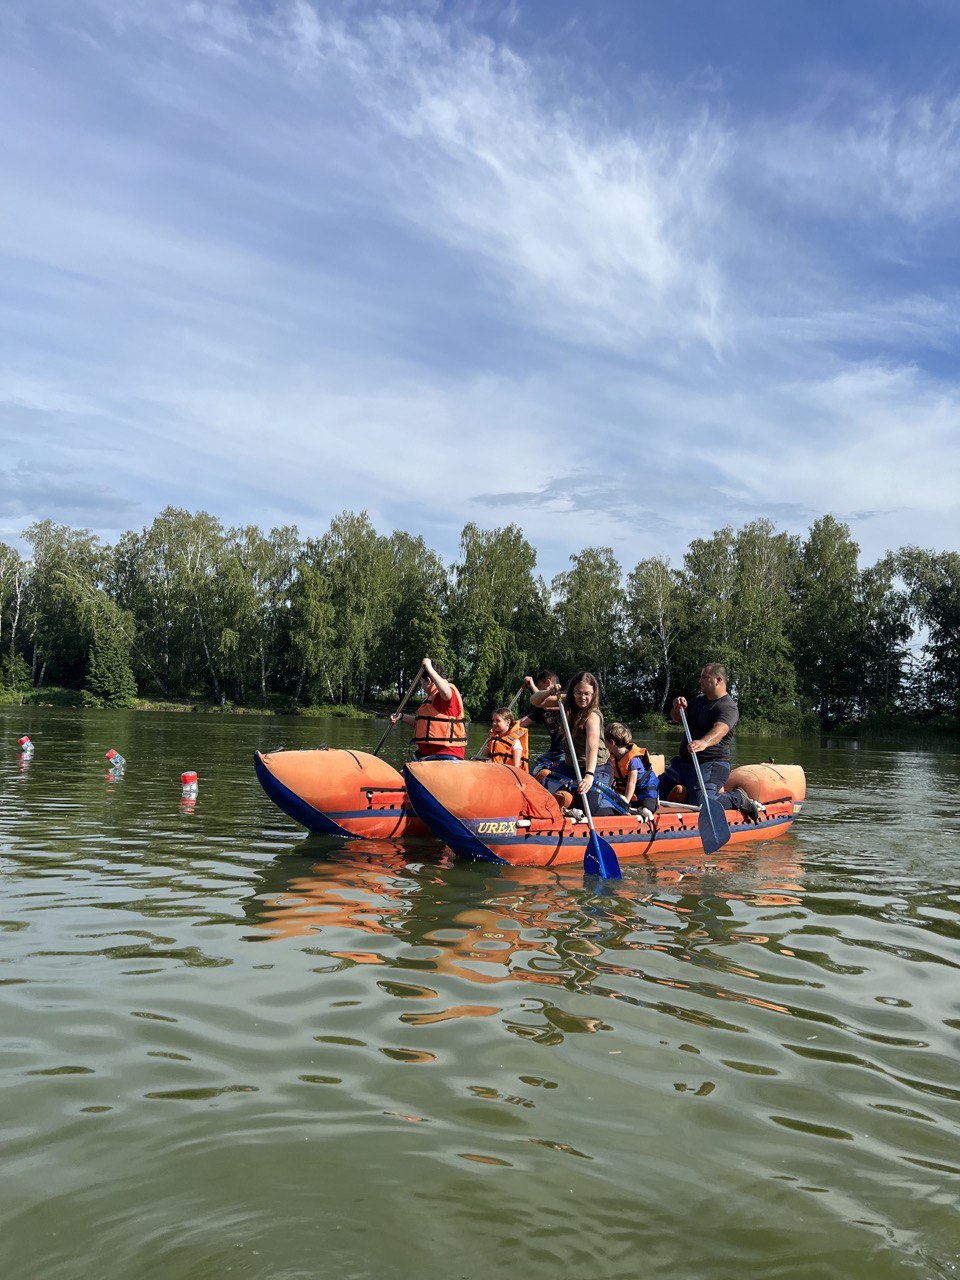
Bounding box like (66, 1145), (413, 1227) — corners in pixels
(535, 669), (559, 686)
(604, 721), (634, 748)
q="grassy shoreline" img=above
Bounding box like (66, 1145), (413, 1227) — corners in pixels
(2, 686), (956, 739)
(0, 687), (375, 719)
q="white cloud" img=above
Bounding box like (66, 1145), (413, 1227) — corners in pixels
(777, 364), (960, 511)
(57, 1), (732, 358)
(753, 83), (960, 226)
(274, 6), (734, 357)
(1, 0), (960, 574)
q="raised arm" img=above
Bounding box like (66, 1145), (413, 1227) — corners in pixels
(422, 656), (452, 702)
(528, 676), (562, 709)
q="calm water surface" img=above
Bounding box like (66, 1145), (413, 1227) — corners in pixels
(2, 707), (959, 1279)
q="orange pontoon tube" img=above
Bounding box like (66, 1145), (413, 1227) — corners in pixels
(255, 748), (434, 840)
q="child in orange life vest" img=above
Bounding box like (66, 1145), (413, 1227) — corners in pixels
(484, 707), (528, 770)
(604, 722), (659, 819)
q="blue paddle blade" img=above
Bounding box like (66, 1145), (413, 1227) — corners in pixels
(584, 831), (622, 879)
(698, 796), (731, 856)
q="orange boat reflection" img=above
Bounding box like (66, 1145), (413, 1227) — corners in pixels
(246, 845), (805, 1016)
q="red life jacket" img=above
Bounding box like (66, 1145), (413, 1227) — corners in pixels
(413, 686), (468, 756)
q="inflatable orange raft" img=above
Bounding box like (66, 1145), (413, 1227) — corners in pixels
(403, 760), (805, 867)
(255, 748), (433, 840)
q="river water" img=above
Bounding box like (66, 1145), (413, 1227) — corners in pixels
(1, 707), (959, 1279)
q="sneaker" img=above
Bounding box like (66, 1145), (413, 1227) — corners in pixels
(730, 787), (765, 822)
(563, 807), (586, 822)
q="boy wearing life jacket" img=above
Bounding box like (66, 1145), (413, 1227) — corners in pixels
(484, 707), (529, 770)
(391, 658), (467, 760)
(604, 722), (659, 820)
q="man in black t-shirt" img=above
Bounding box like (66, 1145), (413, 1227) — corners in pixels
(658, 664), (763, 819)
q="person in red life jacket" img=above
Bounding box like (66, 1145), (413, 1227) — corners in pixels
(604, 722), (659, 819)
(484, 707), (529, 770)
(391, 658), (467, 760)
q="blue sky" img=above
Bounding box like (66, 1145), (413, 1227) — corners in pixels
(2, 0), (959, 578)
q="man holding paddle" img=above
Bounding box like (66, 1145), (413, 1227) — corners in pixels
(658, 663), (764, 821)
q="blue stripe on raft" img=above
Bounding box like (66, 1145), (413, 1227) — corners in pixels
(403, 767), (507, 864)
(455, 810), (792, 851)
(456, 821), (651, 851)
(254, 752), (355, 837)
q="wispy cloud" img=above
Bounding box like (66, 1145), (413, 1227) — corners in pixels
(65, 1), (735, 358)
(754, 82), (960, 226)
(298, 10), (732, 355)
(473, 474), (684, 528)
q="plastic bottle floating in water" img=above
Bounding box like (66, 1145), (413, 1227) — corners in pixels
(105, 749), (126, 771)
(180, 770), (198, 813)
(18, 735), (34, 757)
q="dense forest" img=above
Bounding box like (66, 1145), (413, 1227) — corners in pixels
(0, 508), (957, 732)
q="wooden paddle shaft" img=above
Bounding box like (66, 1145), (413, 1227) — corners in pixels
(373, 665), (425, 756)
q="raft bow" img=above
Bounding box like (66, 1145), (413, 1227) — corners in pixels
(255, 747), (434, 840)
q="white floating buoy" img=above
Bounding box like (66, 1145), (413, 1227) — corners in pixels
(180, 769), (198, 797)
(18, 735), (33, 757)
(105, 748), (126, 771)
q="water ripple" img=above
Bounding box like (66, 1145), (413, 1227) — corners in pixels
(3, 711), (960, 1280)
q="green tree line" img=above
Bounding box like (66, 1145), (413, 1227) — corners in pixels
(0, 508), (957, 730)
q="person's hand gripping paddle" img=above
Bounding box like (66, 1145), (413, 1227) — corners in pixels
(557, 698), (622, 879)
(678, 706), (731, 856)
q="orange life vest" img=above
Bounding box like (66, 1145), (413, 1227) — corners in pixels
(413, 686), (468, 754)
(485, 723), (529, 771)
(611, 744), (650, 793)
